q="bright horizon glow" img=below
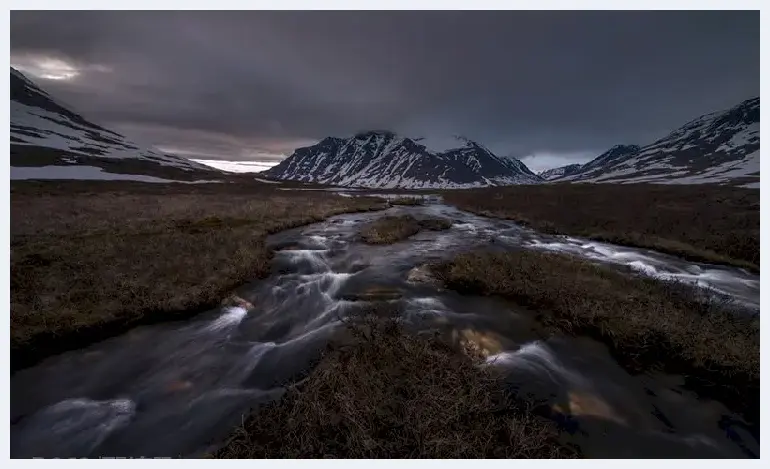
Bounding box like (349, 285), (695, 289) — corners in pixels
(519, 151), (599, 173)
(191, 159), (279, 173)
(12, 56), (80, 81)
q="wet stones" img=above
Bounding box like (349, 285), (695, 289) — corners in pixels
(551, 391), (627, 426)
(455, 329), (504, 360)
(406, 264), (443, 289)
(461, 340), (489, 361)
(220, 294), (254, 310)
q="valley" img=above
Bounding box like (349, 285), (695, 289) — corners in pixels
(9, 180), (760, 458)
(441, 183), (760, 271)
(10, 67), (760, 191)
(7, 32), (760, 459)
(262, 99), (760, 190)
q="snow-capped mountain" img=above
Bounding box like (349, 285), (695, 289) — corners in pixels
(10, 67), (221, 182)
(539, 163), (584, 180)
(573, 145), (641, 175)
(550, 98), (759, 188)
(263, 131), (542, 188)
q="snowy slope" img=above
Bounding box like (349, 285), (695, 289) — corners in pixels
(10, 67), (220, 181)
(551, 98), (759, 187)
(191, 159), (279, 173)
(264, 131), (542, 188)
(539, 163), (584, 180)
(11, 166), (222, 184)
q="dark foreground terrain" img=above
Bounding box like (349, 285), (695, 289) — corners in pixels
(10, 180), (760, 458)
(214, 309), (578, 458)
(359, 214), (452, 244)
(442, 183), (760, 272)
(10, 180), (385, 370)
(432, 250), (759, 435)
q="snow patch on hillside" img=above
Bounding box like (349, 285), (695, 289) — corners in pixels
(548, 98), (759, 186)
(266, 131), (540, 188)
(192, 159), (280, 173)
(11, 96), (211, 172)
(11, 165), (222, 184)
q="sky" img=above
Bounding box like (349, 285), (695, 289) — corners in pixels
(10, 11), (759, 173)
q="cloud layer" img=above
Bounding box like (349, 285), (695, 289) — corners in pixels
(11, 11), (758, 170)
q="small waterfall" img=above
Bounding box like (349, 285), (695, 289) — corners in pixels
(486, 340), (589, 389)
(205, 306), (249, 331)
(12, 398), (136, 458)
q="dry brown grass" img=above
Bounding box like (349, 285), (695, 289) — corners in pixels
(213, 311), (578, 458)
(442, 184), (759, 272)
(417, 217), (453, 231)
(359, 215), (452, 244)
(360, 215), (422, 244)
(431, 250), (759, 428)
(387, 196), (425, 206)
(10, 181), (386, 370)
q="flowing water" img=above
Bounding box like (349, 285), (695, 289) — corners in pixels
(10, 196), (760, 458)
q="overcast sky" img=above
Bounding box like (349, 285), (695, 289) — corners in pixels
(10, 11), (758, 172)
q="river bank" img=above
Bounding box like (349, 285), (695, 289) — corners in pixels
(441, 183), (760, 272)
(10, 196), (760, 458)
(10, 181), (387, 371)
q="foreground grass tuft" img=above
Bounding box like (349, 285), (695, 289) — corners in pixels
(359, 215), (452, 244)
(432, 250), (759, 428)
(387, 196), (425, 206)
(442, 184), (759, 271)
(417, 217), (453, 231)
(10, 182), (386, 370)
(213, 312), (577, 458)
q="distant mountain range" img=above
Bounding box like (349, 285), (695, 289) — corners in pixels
(538, 163), (585, 181)
(10, 65), (758, 189)
(263, 132), (542, 188)
(10, 67), (221, 182)
(540, 98), (759, 188)
(267, 97), (759, 190)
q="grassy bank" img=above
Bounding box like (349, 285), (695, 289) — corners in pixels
(442, 184), (759, 271)
(387, 196), (425, 206)
(431, 249), (759, 430)
(359, 215), (452, 244)
(213, 312), (577, 458)
(10, 181), (386, 370)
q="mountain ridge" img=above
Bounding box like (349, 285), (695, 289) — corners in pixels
(264, 132), (542, 188)
(10, 67), (221, 182)
(538, 163), (584, 181)
(547, 97), (759, 187)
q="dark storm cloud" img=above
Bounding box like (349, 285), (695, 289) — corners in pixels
(10, 11), (758, 168)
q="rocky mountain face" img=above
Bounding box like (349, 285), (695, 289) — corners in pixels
(263, 131), (542, 188)
(10, 67), (220, 182)
(547, 98), (759, 188)
(538, 163), (584, 181)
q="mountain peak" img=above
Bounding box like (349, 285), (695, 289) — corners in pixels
(10, 68), (215, 179)
(539, 163), (584, 181)
(608, 144), (640, 152)
(549, 97), (759, 187)
(412, 135), (477, 154)
(353, 130), (396, 140)
(265, 133), (540, 188)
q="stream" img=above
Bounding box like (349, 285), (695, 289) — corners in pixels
(10, 195), (760, 458)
